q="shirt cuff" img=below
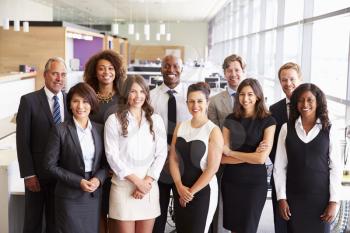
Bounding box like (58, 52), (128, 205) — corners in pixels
(24, 175), (36, 179)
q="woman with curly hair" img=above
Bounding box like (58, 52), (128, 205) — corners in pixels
(84, 50), (126, 232)
(273, 83), (343, 233)
(84, 49), (126, 124)
(104, 75), (167, 233)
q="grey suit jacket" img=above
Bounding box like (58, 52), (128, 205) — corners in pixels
(44, 119), (108, 199)
(16, 88), (70, 179)
(208, 90), (233, 129)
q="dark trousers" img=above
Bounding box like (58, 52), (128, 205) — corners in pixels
(23, 181), (55, 233)
(271, 177), (289, 233)
(153, 181), (173, 233)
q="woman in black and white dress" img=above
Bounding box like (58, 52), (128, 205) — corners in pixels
(273, 83), (343, 233)
(169, 82), (223, 233)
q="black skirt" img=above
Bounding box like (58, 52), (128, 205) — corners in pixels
(287, 194), (330, 233)
(55, 193), (101, 233)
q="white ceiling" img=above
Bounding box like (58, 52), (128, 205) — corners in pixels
(33, 0), (228, 24)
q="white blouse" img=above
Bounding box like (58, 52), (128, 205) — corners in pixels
(104, 111), (167, 181)
(273, 117), (343, 202)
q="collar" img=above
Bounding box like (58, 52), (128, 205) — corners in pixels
(226, 86), (236, 96)
(127, 110), (146, 123)
(295, 116), (322, 129)
(44, 86), (63, 100)
(285, 98), (290, 105)
(73, 117), (92, 132)
(160, 83), (182, 95)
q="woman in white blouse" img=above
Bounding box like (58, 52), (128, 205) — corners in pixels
(104, 75), (167, 233)
(273, 83), (343, 233)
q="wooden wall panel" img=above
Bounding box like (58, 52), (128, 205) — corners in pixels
(130, 45), (185, 62)
(0, 27), (66, 89)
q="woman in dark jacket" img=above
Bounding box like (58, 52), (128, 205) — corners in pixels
(44, 82), (108, 233)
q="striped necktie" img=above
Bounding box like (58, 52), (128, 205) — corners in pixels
(53, 95), (61, 124)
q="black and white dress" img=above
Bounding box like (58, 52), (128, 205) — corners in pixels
(221, 114), (276, 233)
(173, 120), (218, 233)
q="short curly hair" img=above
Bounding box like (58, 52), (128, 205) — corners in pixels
(84, 50), (126, 95)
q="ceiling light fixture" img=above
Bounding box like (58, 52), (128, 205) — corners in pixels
(128, 2), (134, 35)
(166, 32), (171, 41)
(112, 23), (119, 35)
(144, 0), (150, 35)
(160, 22), (166, 35)
(23, 21), (29, 32)
(14, 20), (20, 32)
(111, 0), (119, 35)
(135, 32), (140, 41)
(3, 18), (9, 30)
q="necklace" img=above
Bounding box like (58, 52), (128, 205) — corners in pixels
(96, 92), (113, 103)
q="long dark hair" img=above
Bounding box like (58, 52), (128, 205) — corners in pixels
(84, 50), (126, 95)
(117, 75), (154, 138)
(232, 78), (270, 119)
(289, 83), (330, 130)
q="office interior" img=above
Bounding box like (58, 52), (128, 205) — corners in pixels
(0, 0), (350, 232)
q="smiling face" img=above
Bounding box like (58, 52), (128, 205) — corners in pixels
(279, 68), (302, 99)
(187, 91), (208, 117)
(70, 94), (91, 121)
(44, 61), (67, 94)
(96, 59), (116, 87)
(224, 61), (245, 90)
(128, 82), (146, 110)
(297, 90), (317, 120)
(238, 85), (258, 115)
(161, 56), (182, 89)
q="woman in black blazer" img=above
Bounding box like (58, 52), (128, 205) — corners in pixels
(44, 82), (108, 233)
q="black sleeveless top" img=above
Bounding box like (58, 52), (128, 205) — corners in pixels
(285, 123), (330, 197)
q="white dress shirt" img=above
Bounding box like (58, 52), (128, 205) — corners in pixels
(104, 111), (167, 181)
(273, 117), (343, 202)
(226, 86), (236, 108)
(44, 86), (65, 122)
(73, 117), (95, 172)
(150, 83), (192, 131)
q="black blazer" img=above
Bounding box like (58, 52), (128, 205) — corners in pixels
(269, 98), (288, 163)
(44, 119), (108, 199)
(16, 88), (70, 179)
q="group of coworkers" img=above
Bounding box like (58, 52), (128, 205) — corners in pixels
(15, 50), (343, 233)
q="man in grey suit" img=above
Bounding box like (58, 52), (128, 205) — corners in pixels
(16, 57), (70, 233)
(208, 54), (246, 129)
(207, 54), (246, 233)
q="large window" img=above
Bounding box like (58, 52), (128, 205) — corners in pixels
(283, 24), (302, 63)
(311, 15), (350, 99)
(284, 0), (304, 24)
(208, 0), (350, 134)
(265, 0), (277, 29)
(313, 0), (350, 16)
(264, 30), (276, 78)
